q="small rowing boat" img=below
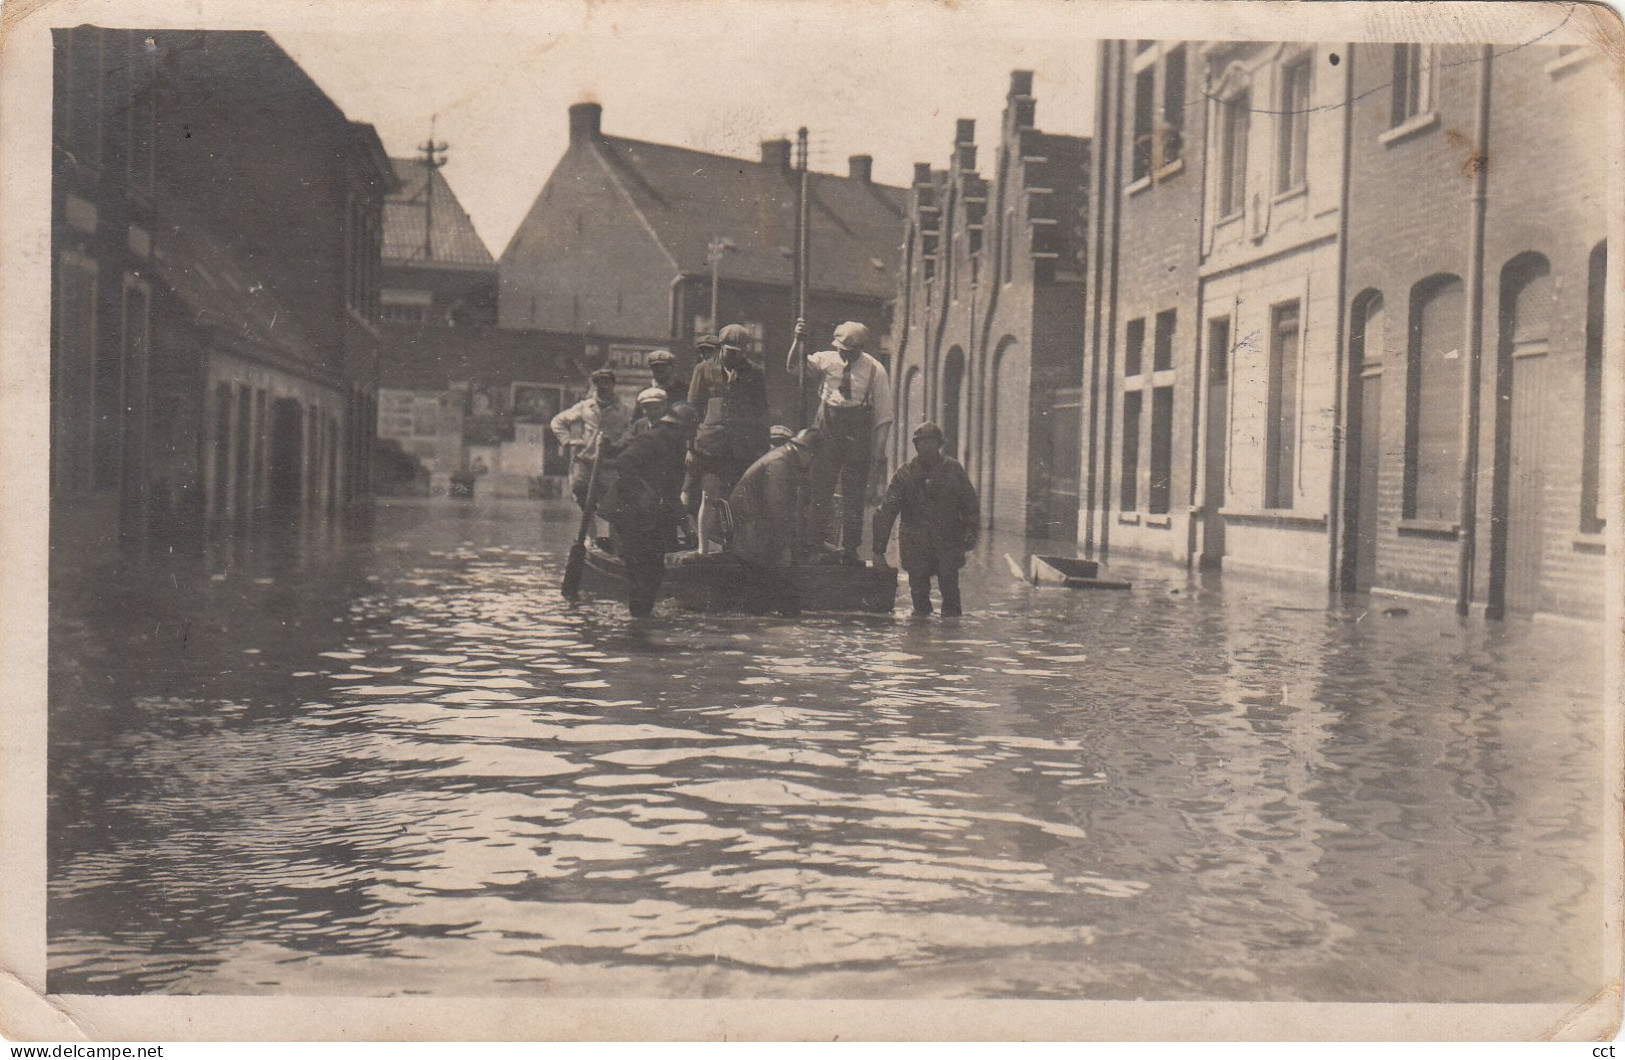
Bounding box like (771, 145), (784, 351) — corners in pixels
(579, 540), (898, 614)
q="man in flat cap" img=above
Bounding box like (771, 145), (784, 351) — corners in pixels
(645, 348), (690, 409)
(687, 323), (770, 551)
(550, 367), (634, 511)
(599, 404), (699, 617)
(790, 318), (893, 564)
(873, 421), (980, 618)
(628, 387), (669, 438)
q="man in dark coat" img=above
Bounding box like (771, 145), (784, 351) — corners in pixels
(688, 323), (770, 551)
(872, 421), (980, 617)
(601, 405), (698, 617)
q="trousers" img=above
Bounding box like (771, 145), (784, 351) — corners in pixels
(613, 522), (670, 617)
(908, 566), (962, 617)
(809, 404), (873, 552)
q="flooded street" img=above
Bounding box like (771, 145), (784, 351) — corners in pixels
(48, 497), (1605, 1001)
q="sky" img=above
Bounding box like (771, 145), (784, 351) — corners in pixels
(276, 1), (1099, 259)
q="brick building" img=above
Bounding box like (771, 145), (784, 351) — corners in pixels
(1082, 39), (1613, 619)
(888, 72), (1090, 540)
(52, 28), (393, 562)
(499, 103), (908, 427)
(380, 157), (498, 327)
(1079, 41), (1208, 564)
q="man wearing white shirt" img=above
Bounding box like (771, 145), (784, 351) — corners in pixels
(789, 319), (893, 563)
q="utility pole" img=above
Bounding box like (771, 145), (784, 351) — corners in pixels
(794, 126), (810, 428)
(707, 236), (734, 333)
(418, 118), (449, 261)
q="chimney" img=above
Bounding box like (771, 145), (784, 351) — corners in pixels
(569, 102), (602, 144)
(912, 162), (933, 186)
(848, 154), (872, 183)
(1009, 70), (1034, 98)
(761, 138), (792, 170)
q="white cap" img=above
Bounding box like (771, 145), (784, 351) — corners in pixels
(636, 387), (668, 405)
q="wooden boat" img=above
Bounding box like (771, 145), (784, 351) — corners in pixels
(579, 540), (898, 614)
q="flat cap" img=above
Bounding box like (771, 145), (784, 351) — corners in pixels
(717, 323), (754, 348)
(590, 368), (617, 383)
(636, 387), (668, 405)
(646, 348), (676, 366)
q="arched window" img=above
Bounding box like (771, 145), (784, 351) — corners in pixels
(1404, 275), (1465, 523)
(1582, 242), (1607, 533)
(941, 347), (966, 459)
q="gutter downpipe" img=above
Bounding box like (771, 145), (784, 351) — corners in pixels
(1326, 43), (1357, 593)
(1186, 46), (1212, 568)
(1455, 44), (1493, 617)
(1099, 39), (1127, 562)
(1082, 42), (1112, 555)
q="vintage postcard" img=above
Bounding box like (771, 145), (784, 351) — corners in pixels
(0, 0), (1621, 1042)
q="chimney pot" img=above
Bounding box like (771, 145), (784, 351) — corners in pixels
(848, 154), (873, 183)
(955, 118), (976, 144)
(569, 102), (602, 144)
(1009, 70), (1034, 97)
(761, 138), (792, 170)
(912, 162), (933, 186)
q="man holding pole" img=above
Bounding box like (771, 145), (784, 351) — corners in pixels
(790, 318), (893, 565)
(550, 368), (634, 510)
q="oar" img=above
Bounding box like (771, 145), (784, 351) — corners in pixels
(561, 430), (605, 601)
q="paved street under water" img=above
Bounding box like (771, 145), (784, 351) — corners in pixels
(48, 497), (1605, 1000)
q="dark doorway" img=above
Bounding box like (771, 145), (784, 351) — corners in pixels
(1344, 291), (1386, 591)
(269, 397), (305, 513)
(1200, 317), (1230, 568)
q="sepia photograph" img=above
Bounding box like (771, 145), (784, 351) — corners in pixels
(0, 0), (1620, 1042)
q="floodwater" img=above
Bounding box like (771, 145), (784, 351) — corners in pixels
(48, 497), (1606, 1000)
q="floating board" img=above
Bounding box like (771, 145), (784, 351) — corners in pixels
(1030, 554), (1132, 591)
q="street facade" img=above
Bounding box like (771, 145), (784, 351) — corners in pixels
(51, 29), (392, 561)
(1075, 41), (1612, 620)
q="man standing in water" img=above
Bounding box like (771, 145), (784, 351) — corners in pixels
(790, 319), (893, 565)
(600, 405), (698, 617)
(872, 421), (979, 617)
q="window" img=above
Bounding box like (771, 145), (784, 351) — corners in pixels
(1582, 243), (1607, 533)
(1149, 385), (1174, 514)
(1003, 207), (1015, 284)
(211, 383), (233, 519)
(1124, 318), (1145, 377)
(1404, 276), (1465, 522)
(1162, 45), (1186, 167)
(115, 279), (150, 491)
(1208, 316), (1231, 381)
(1265, 301), (1300, 509)
(1153, 309), (1176, 371)
(61, 28), (104, 168)
(1132, 66), (1156, 181)
(1277, 58), (1310, 192)
(53, 256), (98, 493)
(1121, 390), (1142, 512)
(126, 34), (155, 195)
(1219, 91), (1250, 218)
(380, 289), (430, 325)
(1391, 44), (1432, 126)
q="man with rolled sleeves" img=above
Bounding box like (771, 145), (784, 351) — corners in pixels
(550, 368), (634, 510)
(790, 319), (893, 564)
(872, 421), (980, 617)
(688, 323), (770, 551)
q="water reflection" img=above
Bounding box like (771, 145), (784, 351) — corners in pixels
(48, 498), (1605, 1000)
